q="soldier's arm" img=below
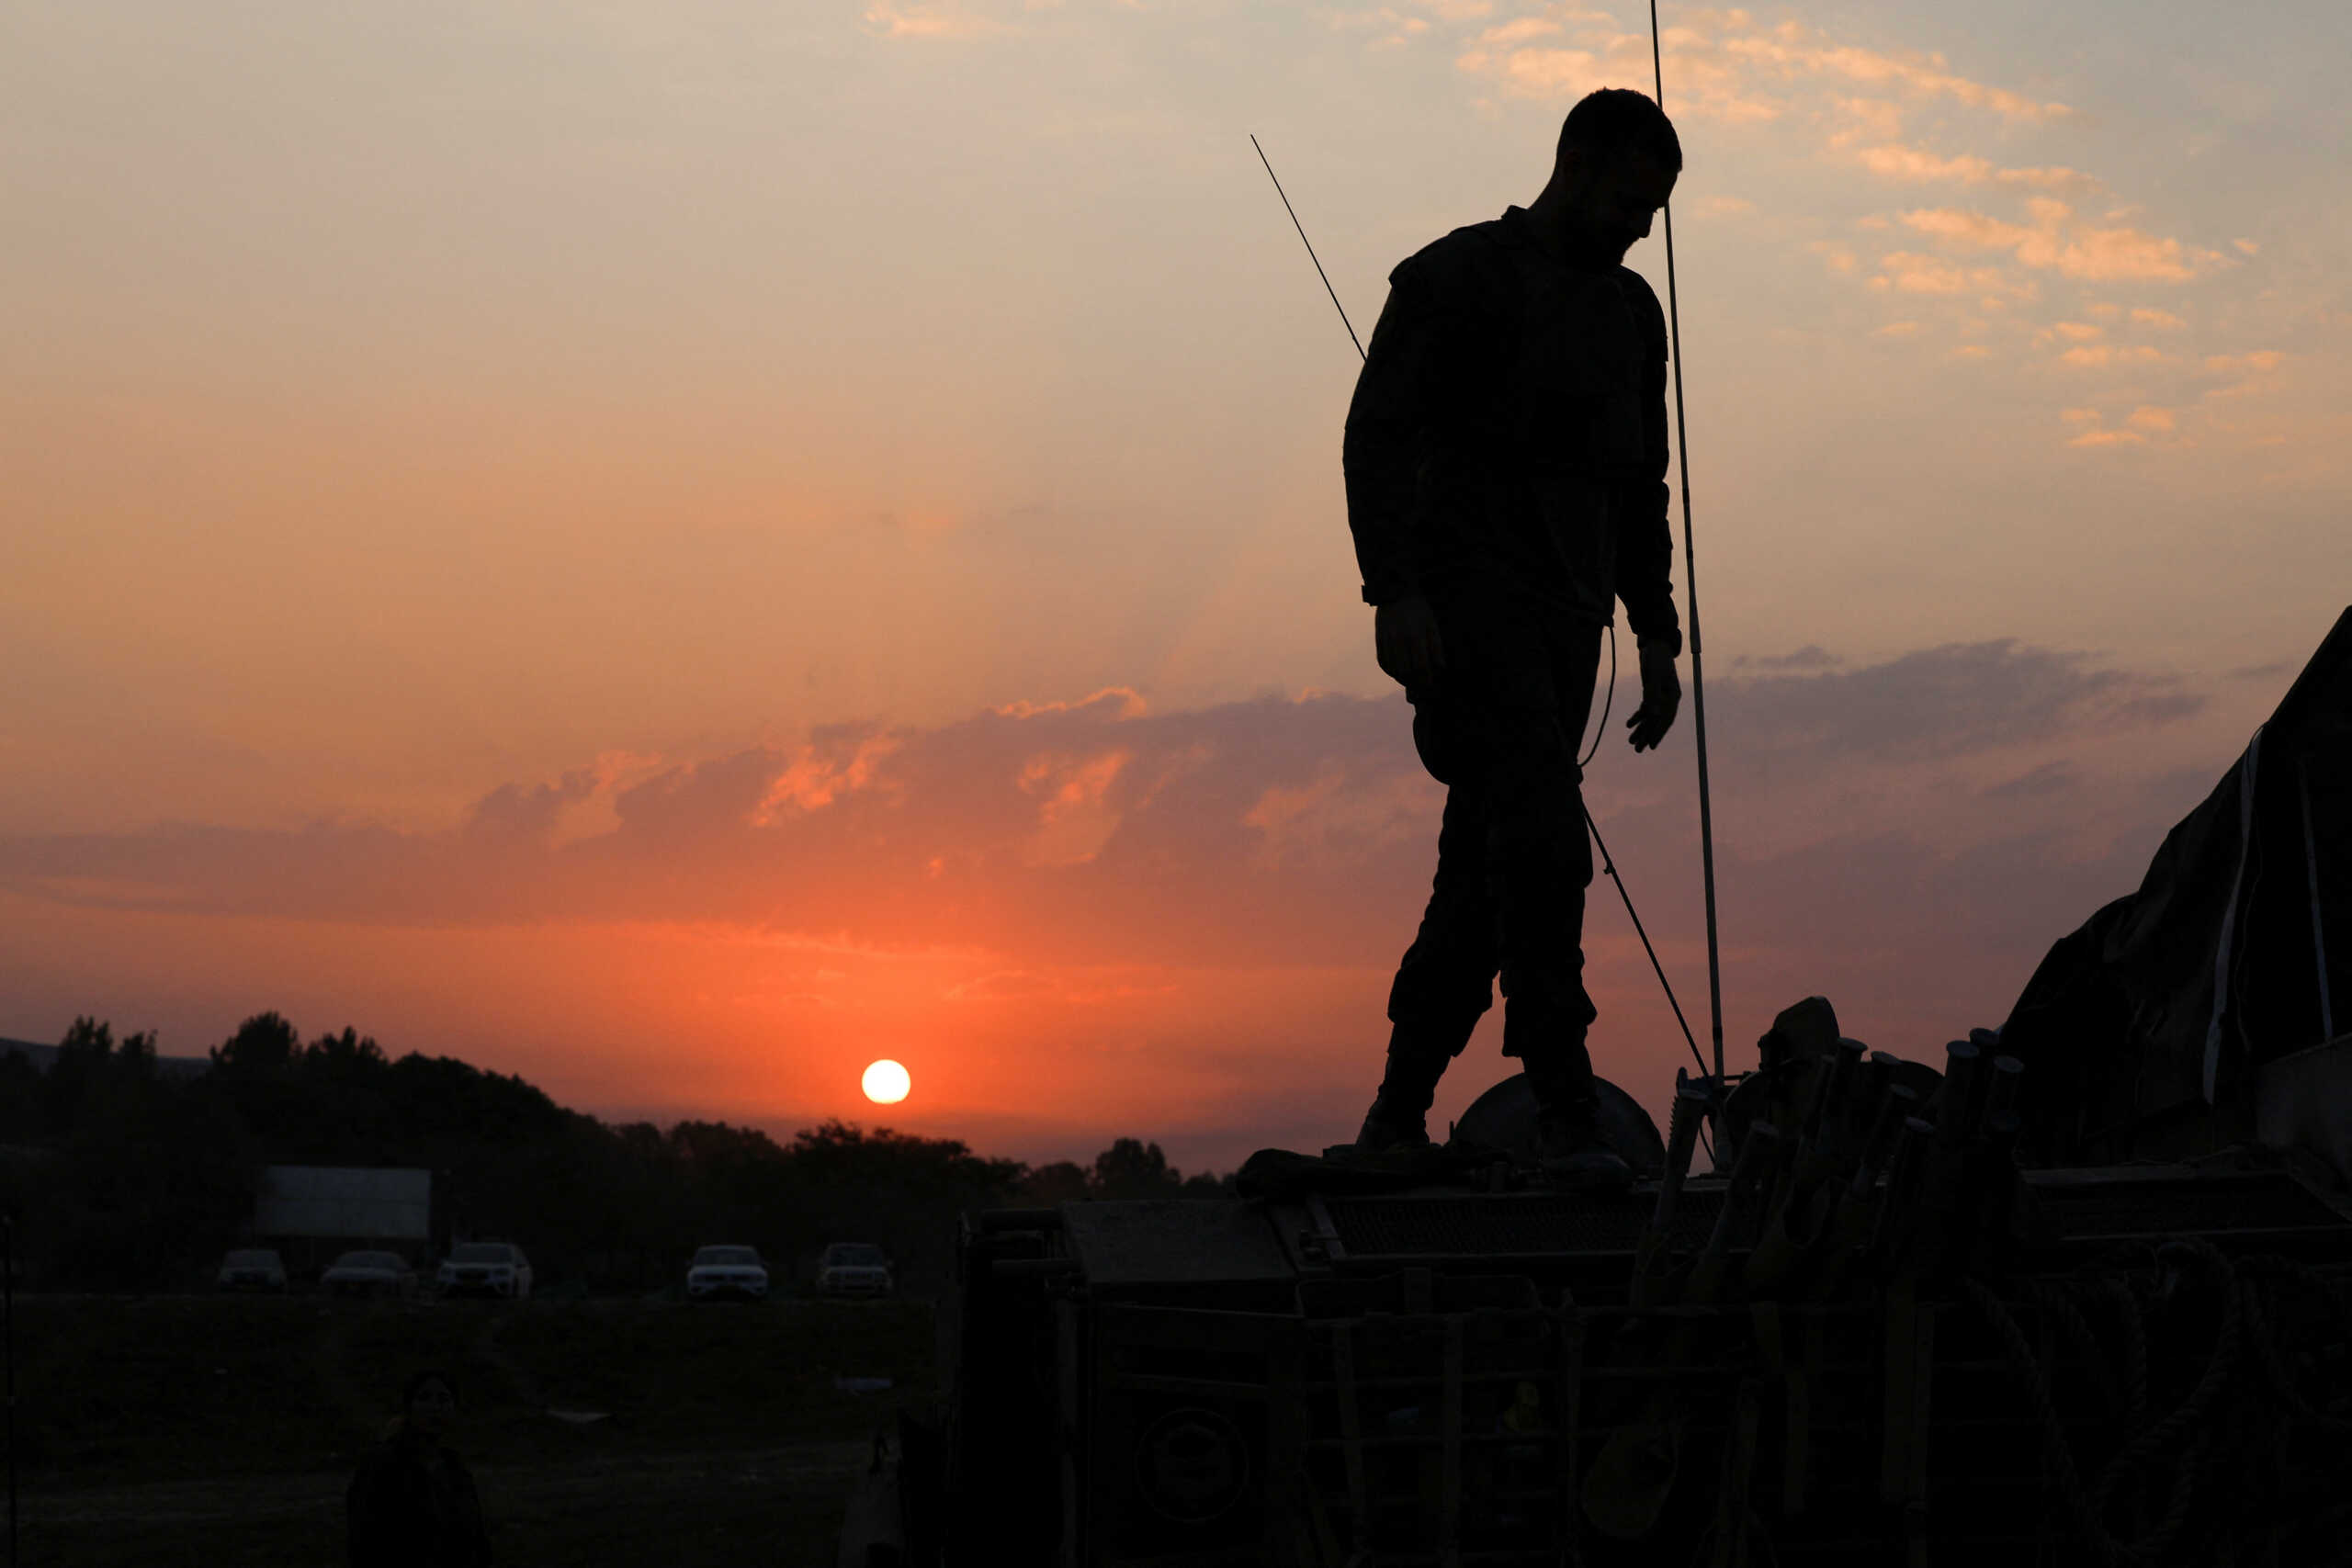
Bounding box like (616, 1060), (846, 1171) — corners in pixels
(1341, 264), (1446, 608)
(1616, 272), (1683, 657)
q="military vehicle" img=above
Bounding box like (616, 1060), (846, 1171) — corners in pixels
(850, 609), (2352, 1566)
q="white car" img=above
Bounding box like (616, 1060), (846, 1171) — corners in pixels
(438, 1241), (534, 1300)
(216, 1247), (288, 1293)
(321, 1249), (417, 1298)
(816, 1242), (894, 1299)
(686, 1245), (770, 1301)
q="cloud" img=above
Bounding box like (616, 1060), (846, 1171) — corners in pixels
(1736, 645), (1843, 671)
(863, 0), (1003, 39)
(1898, 203), (2212, 283)
(1, 644), (2234, 1164)
(2059, 225), (2212, 283)
(2070, 428), (2147, 447)
(1477, 15), (1560, 44)
(1872, 251), (2012, 296)
(1853, 144), (1993, 184)
(2059, 344), (2164, 367)
(1983, 761), (2074, 799)
(1705, 640), (2201, 768)
(2131, 308), (2187, 331)
(1721, 23), (2067, 121)
(1996, 166), (2098, 194)
(0, 643), (2206, 970)
(1809, 241), (1860, 276)
(755, 734), (902, 820)
(1456, 13), (2066, 131)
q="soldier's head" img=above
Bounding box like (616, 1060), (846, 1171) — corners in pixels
(399, 1370), (458, 1439)
(1544, 88), (1681, 263)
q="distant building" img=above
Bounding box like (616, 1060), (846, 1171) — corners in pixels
(252, 1165), (435, 1269)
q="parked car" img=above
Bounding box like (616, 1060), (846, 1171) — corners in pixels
(437, 1241), (533, 1300)
(215, 1247), (288, 1293)
(685, 1245), (770, 1302)
(816, 1242), (894, 1299)
(321, 1249), (417, 1298)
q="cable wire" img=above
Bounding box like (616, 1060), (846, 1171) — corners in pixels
(1580, 623), (1616, 771)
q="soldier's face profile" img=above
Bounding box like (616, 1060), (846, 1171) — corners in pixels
(1565, 149), (1678, 260)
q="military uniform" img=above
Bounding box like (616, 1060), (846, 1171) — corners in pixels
(1344, 204), (1681, 1134)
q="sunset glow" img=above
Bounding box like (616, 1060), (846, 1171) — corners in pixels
(2, 1), (2345, 1172)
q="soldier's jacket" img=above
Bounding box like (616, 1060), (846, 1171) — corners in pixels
(1343, 205), (1682, 653)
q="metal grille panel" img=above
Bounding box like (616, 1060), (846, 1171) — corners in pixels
(1327, 1192), (1725, 1258)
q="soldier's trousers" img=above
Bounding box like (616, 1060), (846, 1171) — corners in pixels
(1387, 581), (1604, 1103)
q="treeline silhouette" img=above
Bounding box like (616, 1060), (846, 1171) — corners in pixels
(0, 1013), (1230, 1294)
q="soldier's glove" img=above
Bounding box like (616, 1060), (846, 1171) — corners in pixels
(1625, 636), (1680, 752)
(1374, 595), (1446, 692)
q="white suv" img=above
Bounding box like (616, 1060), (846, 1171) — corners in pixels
(686, 1245), (770, 1302)
(438, 1241), (534, 1300)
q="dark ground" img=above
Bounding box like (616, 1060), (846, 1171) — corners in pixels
(6, 1292), (935, 1566)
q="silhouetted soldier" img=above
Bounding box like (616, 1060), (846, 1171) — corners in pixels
(1345, 88), (1685, 1179)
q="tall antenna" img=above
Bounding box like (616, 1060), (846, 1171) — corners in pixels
(1649, 0), (1727, 1094)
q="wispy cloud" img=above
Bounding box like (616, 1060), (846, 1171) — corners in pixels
(0, 641), (2206, 947)
(1413, 6), (2265, 448)
(864, 0), (1005, 39)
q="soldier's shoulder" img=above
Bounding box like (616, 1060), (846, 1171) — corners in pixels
(1613, 265), (1668, 336)
(1390, 218), (1515, 301)
(1612, 265), (1665, 310)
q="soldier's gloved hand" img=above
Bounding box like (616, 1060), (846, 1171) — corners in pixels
(1374, 595), (1446, 691)
(1626, 637), (1680, 751)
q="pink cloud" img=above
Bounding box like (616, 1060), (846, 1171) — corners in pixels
(1901, 205), (2212, 283)
(1853, 144), (1993, 184)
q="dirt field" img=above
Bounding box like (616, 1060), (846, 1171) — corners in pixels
(7, 1293), (936, 1566)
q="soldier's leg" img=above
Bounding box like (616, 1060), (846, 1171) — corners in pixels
(1504, 615), (1607, 1113)
(1469, 611), (1620, 1177)
(1359, 778), (1501, 1146)
(1357, 676), (1503, 1148)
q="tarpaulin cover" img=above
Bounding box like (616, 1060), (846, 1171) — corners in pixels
(2001, 608), (2352, 1162)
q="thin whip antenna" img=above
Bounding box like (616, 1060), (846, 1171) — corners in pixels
(1649, 1), (1727, 1097)
(1251, 135), (1364, 359)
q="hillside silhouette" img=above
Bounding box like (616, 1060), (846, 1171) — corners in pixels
(0, 1012), (1229, 1293)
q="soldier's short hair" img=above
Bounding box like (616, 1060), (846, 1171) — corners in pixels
(1557, 88), (1682, 173)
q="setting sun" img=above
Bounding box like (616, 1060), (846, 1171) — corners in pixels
(862, 1059), (911, 1105)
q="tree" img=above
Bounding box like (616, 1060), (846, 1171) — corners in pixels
(209, 1011), (300, 1076)
(304, 1027), (386, 1078)
(1019, 1161), (1091, 1204)
(1091, 1137), (1182, 1199)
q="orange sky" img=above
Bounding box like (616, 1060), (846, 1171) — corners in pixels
(4, 1), (2346, 1169)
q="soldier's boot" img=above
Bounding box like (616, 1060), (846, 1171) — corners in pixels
(1526, 1066), (1632, 1190)
(1353, 1027), (1456, 1152)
